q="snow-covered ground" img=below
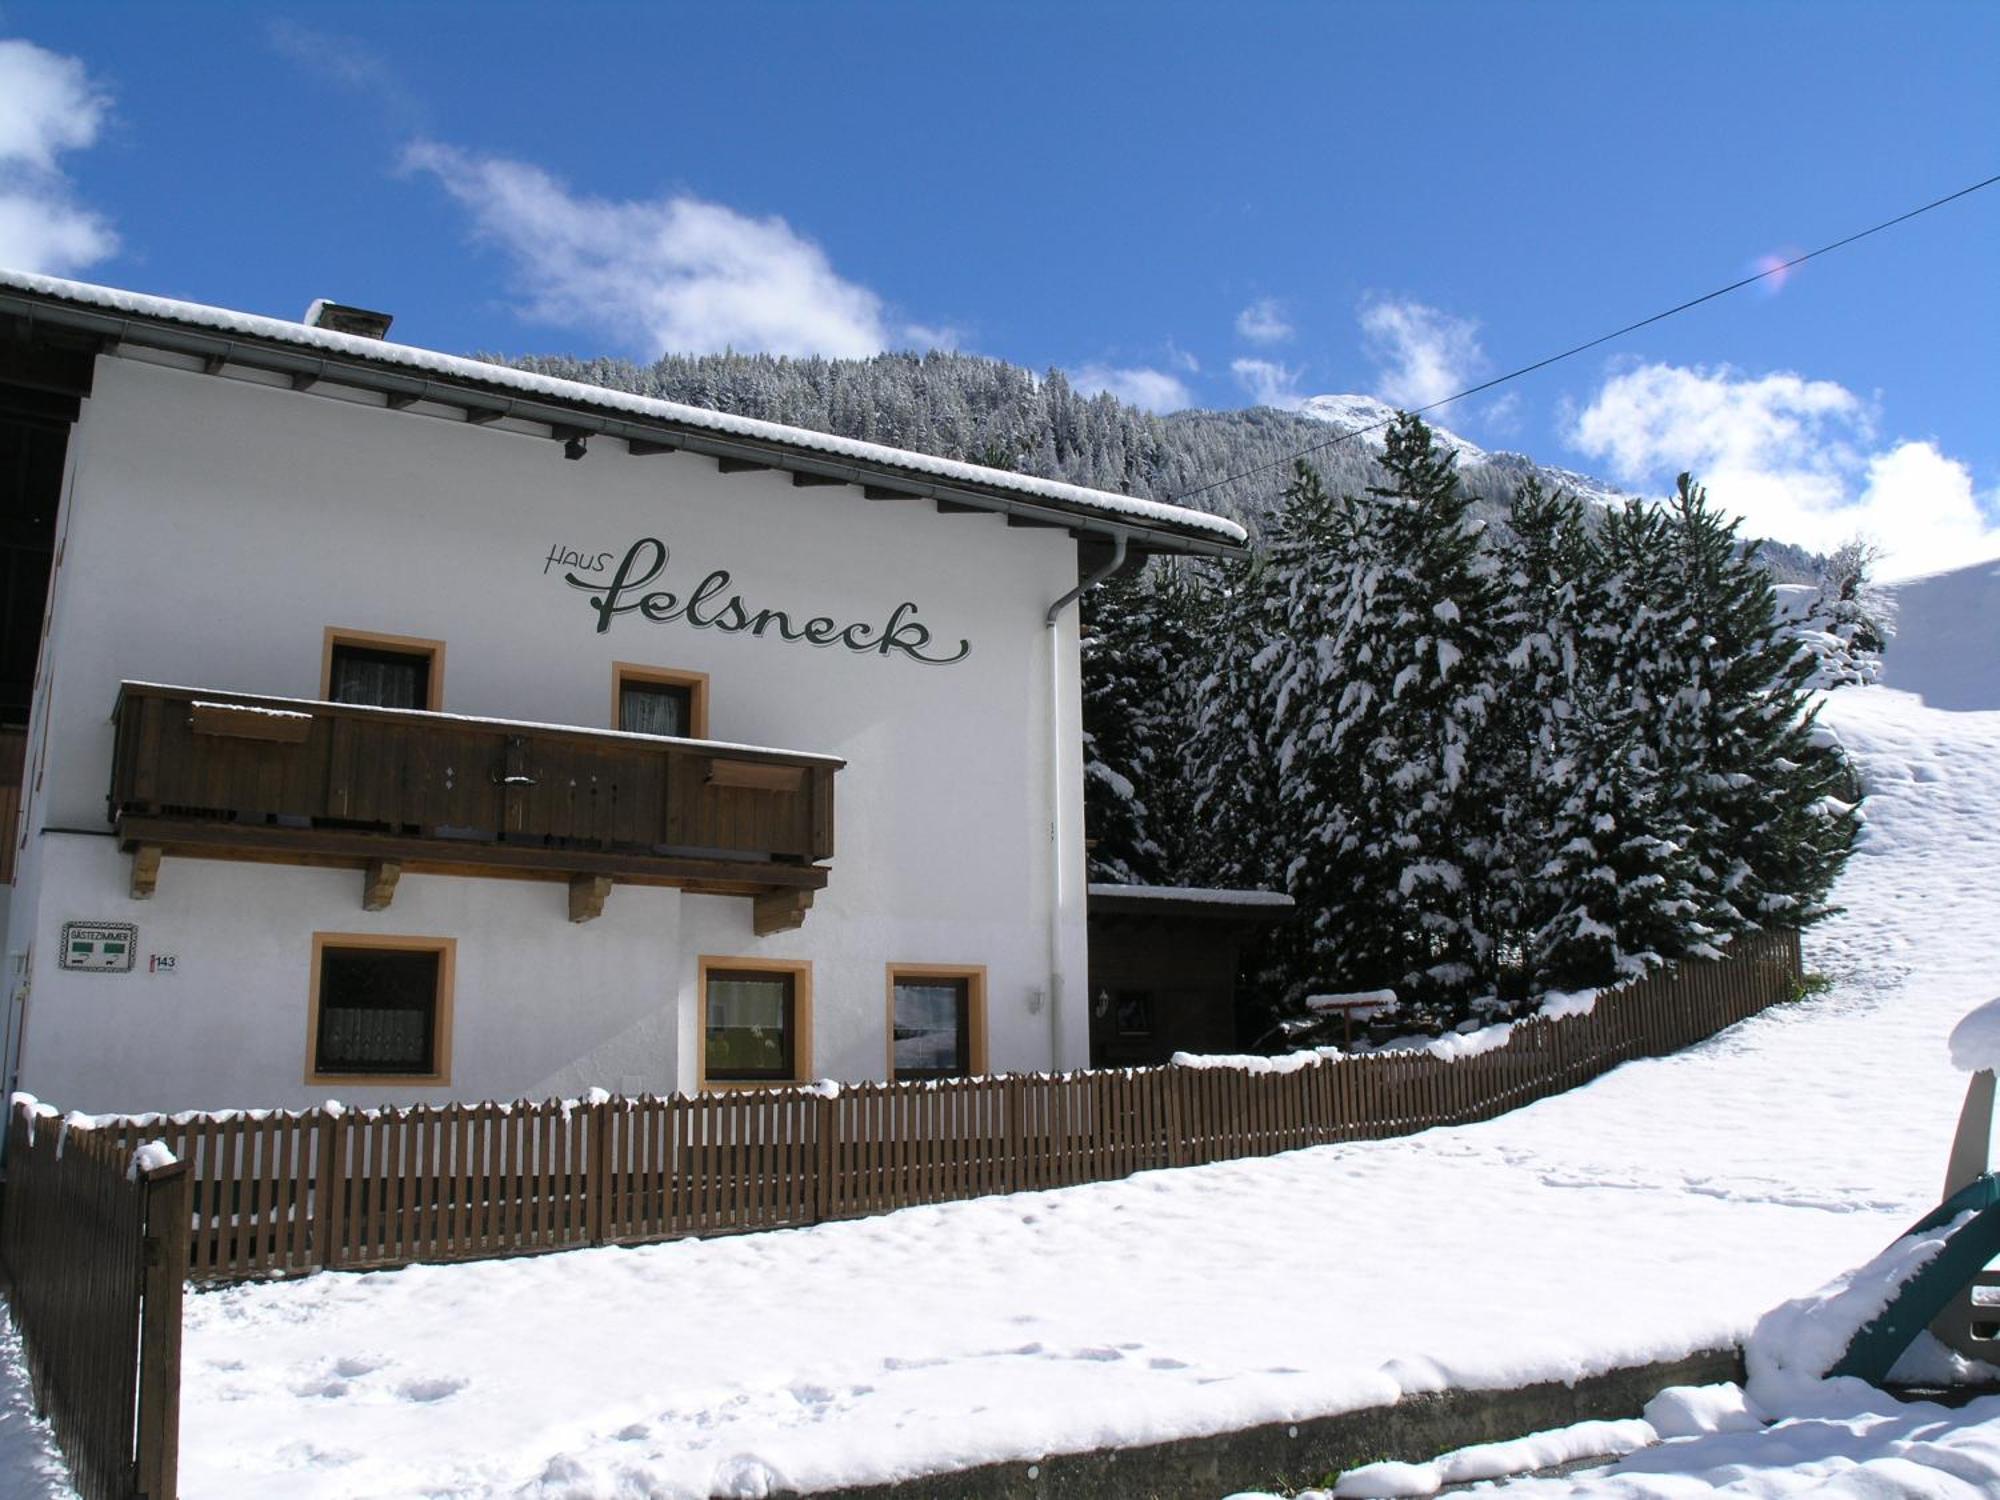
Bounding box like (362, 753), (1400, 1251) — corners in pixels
(4, 561), (1998, 1498)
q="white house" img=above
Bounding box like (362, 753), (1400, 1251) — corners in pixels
(0, 270), (1244, 1114)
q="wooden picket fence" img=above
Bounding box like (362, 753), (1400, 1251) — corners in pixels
(26, 929), (1800, 1291)
(1, 1110), (188, 1500)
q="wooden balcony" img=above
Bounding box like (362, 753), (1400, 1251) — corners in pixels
(108, 682), (841, 931)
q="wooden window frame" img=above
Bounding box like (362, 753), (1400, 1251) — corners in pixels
(698, 954), (811, 1091)
(612, 662), (709, 739)
(885, 963), (988, 1082)
(305, 932), (456, 1087)
(321, 627), (446, 711)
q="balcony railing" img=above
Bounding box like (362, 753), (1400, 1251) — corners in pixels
(108, 682), (840, 931)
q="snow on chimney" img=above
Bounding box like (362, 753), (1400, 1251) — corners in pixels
(303, 300), (394, 340)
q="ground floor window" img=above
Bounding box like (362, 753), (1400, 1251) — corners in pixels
(308, 934), (454, 1083)
(1115, 989), (1155, 1037)
(700, 957), (811, 1086)
(887, 965), (987, 1080)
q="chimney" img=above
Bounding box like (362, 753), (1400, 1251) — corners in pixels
(303, 299), (394, 340)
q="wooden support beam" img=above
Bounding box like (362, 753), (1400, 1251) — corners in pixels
(463, 407), (505, 426)
(290, 370), (322, 392)
(716, 456), (772, 474)
(626, 439), (677, 456)
(753, 887), (813, 936)
(568, 873), (614, 924)
(362, 858), (401, 912)
(863, 485), (922, 501)
(1005, 513), (1067, 529)
(791, 472), (845, 488)
(383, 391), (421, 410)
(934, 499), (985, 515)
(131, 844), (162, 900)
(200, 353), (228, 375)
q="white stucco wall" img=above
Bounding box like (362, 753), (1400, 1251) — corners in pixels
(14, 351), (1091, 1113)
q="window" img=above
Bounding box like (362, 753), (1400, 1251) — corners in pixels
(307, 934), (454, 1083)
(700, 957), (811, 1086)
(613, 663), (708, 739)
(886, 965), (987, 1081)
(322, 629), (444, 710)
(1115, 990), (1156, 1037)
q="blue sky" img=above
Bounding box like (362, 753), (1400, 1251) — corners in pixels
(2, 1), (1996, 575)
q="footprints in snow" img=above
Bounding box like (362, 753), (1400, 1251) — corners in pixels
(279, 1353), (467, 1404)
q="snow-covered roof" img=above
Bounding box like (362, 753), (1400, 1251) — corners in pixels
(0, 268), (1247, 555)
(1087, 883), (1296, 919)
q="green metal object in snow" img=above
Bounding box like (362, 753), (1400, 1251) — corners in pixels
(1832, 1069), (2000, 1383)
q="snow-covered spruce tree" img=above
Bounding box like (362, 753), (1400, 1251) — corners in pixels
(1080, 564), (1206, 884)
(1263, 420), (1510, 1029)
(1531, 497), (1708, 985)
(1662, 475), (1861, 940)
(1186, 538), (1289, 899)
(1488, 479), (1599, 999)
(1796, 538), (1887, 690)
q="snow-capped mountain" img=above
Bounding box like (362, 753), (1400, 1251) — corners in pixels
(1296, 392), (1634, 509)
(1296, 393), (1489, 464)
(1292, 392), (1818, 577)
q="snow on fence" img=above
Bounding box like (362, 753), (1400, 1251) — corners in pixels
(12, 930), (1799, 1292)
(0, 1112), (188, 1500)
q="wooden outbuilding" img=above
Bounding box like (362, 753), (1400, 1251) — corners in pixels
(1085, 884), (1294, 1067)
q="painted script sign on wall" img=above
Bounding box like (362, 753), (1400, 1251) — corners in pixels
(554, 538), (972, 666)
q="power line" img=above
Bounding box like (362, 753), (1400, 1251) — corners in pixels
(1172, 169), (2000, 506)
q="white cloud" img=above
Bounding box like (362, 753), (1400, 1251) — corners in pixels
(266, 20), (425, 132)
(1359, 297), (1483, 410)
(0, 39), (116, 275)
(1567, 362), (2000, 581)
(404, 141), (938, 359)
(1481, 391), (1524, 437)
(1070, 364), (1193, 414)
(1234, 297), (1293, 345)
(1231, 357), (1305, 411)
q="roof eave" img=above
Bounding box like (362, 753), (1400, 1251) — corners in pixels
(0, 287), (1248, 561)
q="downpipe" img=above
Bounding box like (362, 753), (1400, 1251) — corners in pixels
(1042, 533), (1128, 1070)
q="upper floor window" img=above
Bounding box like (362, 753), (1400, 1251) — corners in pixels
(614, 663), (708, 739)
(323, 629), (444, 711)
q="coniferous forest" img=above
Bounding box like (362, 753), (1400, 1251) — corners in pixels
(1083, 416), (1869, 1043)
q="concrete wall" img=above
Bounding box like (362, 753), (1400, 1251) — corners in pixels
(13, 351), (1092, 1112)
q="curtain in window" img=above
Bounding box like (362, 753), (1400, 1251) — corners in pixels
(706, 972), (792, 1078)
(620, 684), (691, 737)
(330, 649), (427, 709)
